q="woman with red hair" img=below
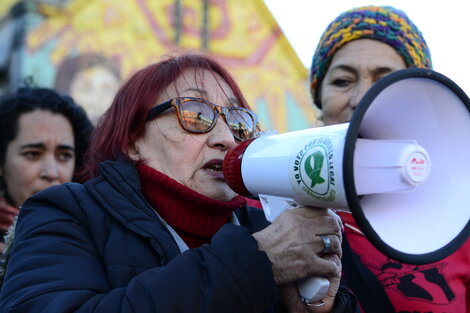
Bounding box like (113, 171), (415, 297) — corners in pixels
(0, 54), (359, 313)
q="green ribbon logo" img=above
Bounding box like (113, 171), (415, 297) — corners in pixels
(304, 151), (326, 188)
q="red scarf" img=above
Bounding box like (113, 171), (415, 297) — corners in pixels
(137, 163), (246, 248)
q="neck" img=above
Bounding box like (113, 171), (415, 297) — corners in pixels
(137, 163), (246, 248)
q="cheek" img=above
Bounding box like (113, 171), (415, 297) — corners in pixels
(3, 159), (36, 187)
(138, 133), (204, 180)
(321, 88), (353, 123)
(322, 94), (343, 117)
(160, 140), (204, 180)
(59, 163), (75, 183)
(2, 161), (39, 205)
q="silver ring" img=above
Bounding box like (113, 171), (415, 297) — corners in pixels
(302, 297), (326, 307)
(320, 235), (332, 255)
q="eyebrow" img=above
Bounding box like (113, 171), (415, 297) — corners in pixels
(182, 87), (208, 96)
(329, 64), (396, 76)
(227, 97), (240, 107)
(371, 67), (396, 76)
(329, 64), (357, 75)
(20, 143), (75, 151)
(182, 88), (240, 107)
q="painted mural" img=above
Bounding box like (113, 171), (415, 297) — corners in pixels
(2, 0), (320, 131)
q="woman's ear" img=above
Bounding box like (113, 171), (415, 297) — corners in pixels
(127, 142), (140, 161)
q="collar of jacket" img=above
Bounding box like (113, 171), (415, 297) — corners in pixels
(84, 159), (182, 263)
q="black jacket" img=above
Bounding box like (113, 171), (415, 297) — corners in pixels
(0, 161), (359, 313)
(0, 160), (360, 313)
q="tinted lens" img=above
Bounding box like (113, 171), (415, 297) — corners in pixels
(225, 108), (256, 140)
(179, 100), (215, 132)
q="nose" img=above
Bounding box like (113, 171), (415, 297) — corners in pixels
(349, 80), (373, 109)
(207, 116), (236, 151)
(40, 157), (60, 182)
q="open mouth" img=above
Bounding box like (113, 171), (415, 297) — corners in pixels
(203, 159), (224, 175)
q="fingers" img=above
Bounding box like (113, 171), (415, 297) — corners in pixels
(280, 277), (339, 313)
(279, 283), (309, 313)
(281, 208), (343, 238)
(262, 207), (344, 312)
(301, 255), (341, 313)
(253, 206), (343, 285)
(315, 234), (342, 258)
(328, 209), (344, 236)
(305, 255), (341, 278)
(322, 255), (342, 300)
(308, 215), (342, 238)
(254, 231), (341, 284)
(291, 206), (330, 219)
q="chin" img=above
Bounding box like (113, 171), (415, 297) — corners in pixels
(204, 186), (237, 201)
(209, 191), (237, 202)
(196, 178), (231, 199)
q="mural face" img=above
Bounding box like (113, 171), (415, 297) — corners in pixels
(9, 0), (318, 131)
(53, 53), (122, 123)
(68, 65), (120, 120)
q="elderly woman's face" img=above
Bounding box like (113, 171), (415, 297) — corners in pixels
(131, 69), (240, 201)
(320, 39), (406, 125)
(0, 110), (75, 207)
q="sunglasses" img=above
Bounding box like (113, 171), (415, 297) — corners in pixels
(146, 97), (259, 141)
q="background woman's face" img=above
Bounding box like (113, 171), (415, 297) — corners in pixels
(131, 68), (239, 201)
(320, 39), (406, 125)
(0, 110), (75, 207)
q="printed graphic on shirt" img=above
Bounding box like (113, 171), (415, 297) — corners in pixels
(364, 258), (455, 306)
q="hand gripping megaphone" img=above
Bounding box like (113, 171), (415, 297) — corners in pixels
(223, 68), (470, 304)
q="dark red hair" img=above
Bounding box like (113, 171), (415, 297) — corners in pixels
(79, 53), (250, 180)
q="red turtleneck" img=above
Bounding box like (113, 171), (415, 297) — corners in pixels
(137, 163), (246, 248)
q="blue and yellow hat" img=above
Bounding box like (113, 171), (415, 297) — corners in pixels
(310, 5), (432, 107)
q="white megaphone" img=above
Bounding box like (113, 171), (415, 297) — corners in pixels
(223, 68), (470, 304)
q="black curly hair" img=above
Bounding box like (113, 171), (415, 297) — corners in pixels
(0, 87), (93, 182)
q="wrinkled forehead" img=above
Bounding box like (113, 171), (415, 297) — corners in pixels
(14, 110), (75, 143)
(328, 39), (406, 73)
(160, 68), (237, 104)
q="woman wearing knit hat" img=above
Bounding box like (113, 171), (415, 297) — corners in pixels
(309, 5), (470, 313)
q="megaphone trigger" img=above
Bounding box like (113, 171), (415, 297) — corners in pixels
(258, 194), (301, 222)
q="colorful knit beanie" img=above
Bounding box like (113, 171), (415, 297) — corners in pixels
(310, 5), (432, 108)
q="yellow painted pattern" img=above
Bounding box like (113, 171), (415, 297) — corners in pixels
(22, 0), (318, 131)
(0, 0), (18, 17)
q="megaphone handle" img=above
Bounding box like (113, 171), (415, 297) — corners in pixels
(258, 195), (330, 302)
(297, 276), (330, 304)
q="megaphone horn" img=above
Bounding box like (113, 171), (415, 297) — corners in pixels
(223, 68), (470, 265)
